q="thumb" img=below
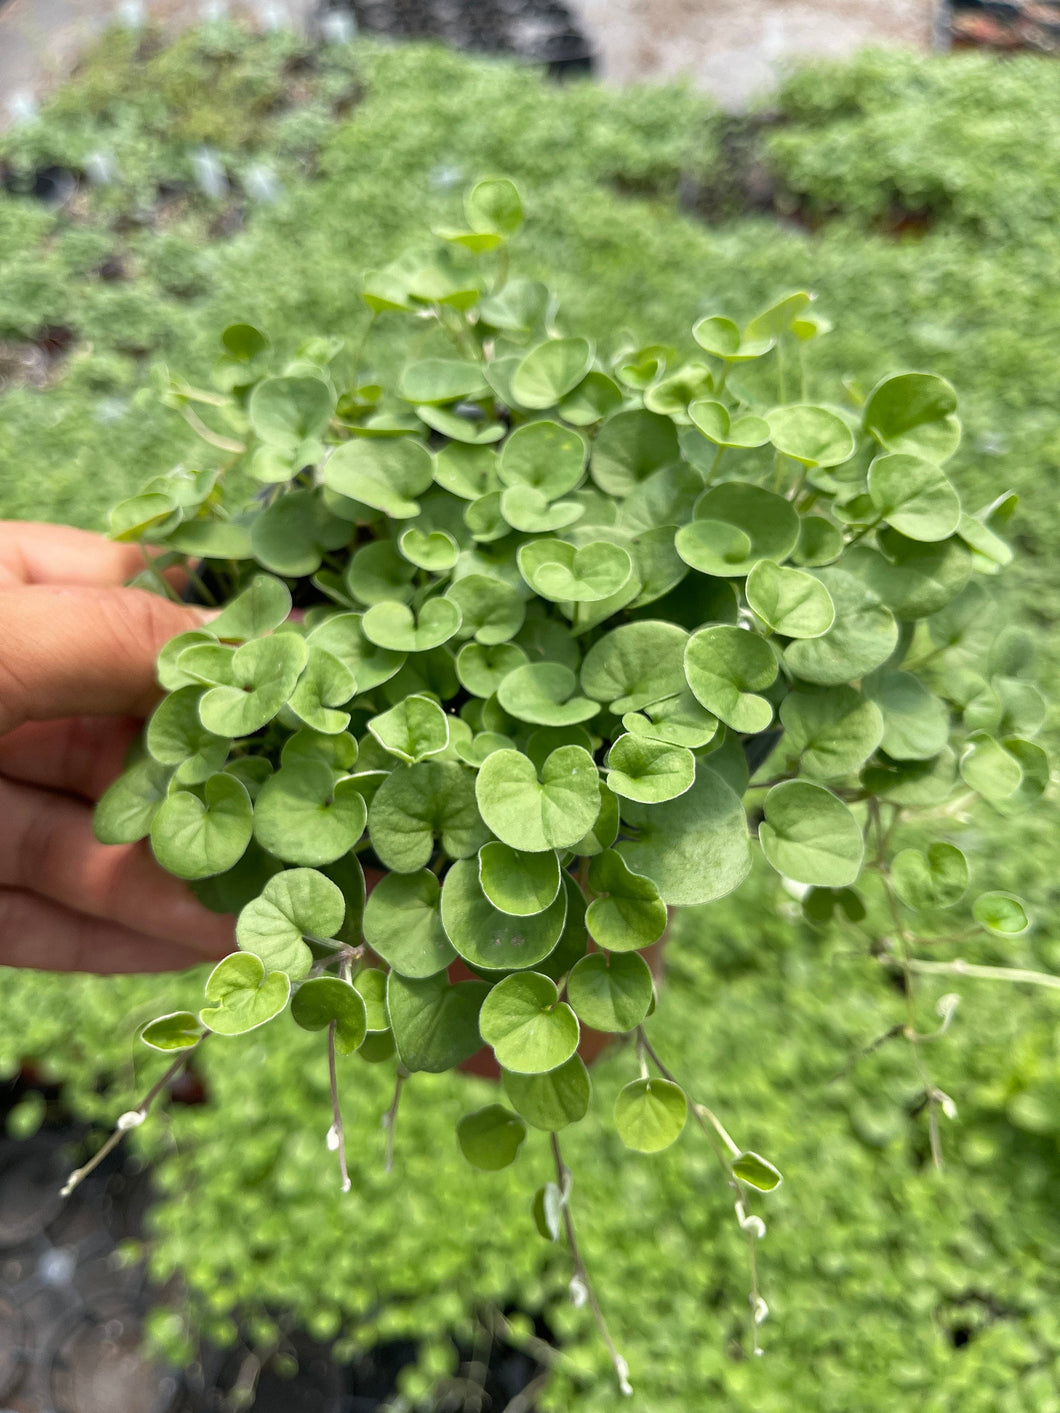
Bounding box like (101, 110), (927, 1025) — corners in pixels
(0, 585), (217, 735)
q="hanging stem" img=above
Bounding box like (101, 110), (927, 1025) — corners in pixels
(382, 1066), (408, 1174)
(61, 1047), (198, 1198)
(887, 956), (1060, 991)
(550, 1134), (632, 1397)
(327, 1022), (352, 1194)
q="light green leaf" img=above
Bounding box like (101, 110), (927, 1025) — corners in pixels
(973, 891), (1029, 936)
(386, 971), (491, 1072)
(606, 734), (694, 804)
(479, 842), (562, 916)
(141, 1011), (204, 1052)
(779, 687), (884, 780)
(688, 399), (770, 449)
(504, 1055), (591, 1131)
(398, 526), (459, 572)
(496, 663), (600, 727)
(95, 757), (172, 845)
(417, 405), (505, 445)
(733, 1151), (783, 1191)
(236, 867), (345, 980)
(868, 452), (961, 541)
(784, 569), (898, 686)
(363, 869), (456, 978)
(250, 489), (350, 577)
(434, 443), (499, 500)
(368, 694), (451, 764)
(892, 844), (969, 911)
(620, 688), (719, 750)
(456, 642), (529, 697)
(745, 560), (836, 639)
(479, 971), (580, 1074)
(614, 1078), (687, 1152)
(199, 634), (308, 737)
(863, 372), (961, 463)
(249, 375), (333, 451)
(440, 856), (568, 971)
(475, 746), (600, 852)
(457, 1105), (527, 1170)
(499, 420), (587, 500)
(146, 687), (229, 783)
(585, 850), (668, 952)
(692, 314), (772, 362)
(959, 732), (1023, 800)
(151, 773), (253, 880)
(793, 516), (844, 568)
(291, 977), (367, 1054)
(518, 538), (632, 604)
(590, 409), (680, 497)
(361, 598), (462, 653)
(287, 645), (356, 735)
(398, 358), (487, 405)
(684, 626), (777, 733)
(369, 761), (488, 872)
(208, 575), (292, 642)
(511, 338), (594, 410)
(759, 780), (864, 886)
(580, 620), (688, 713)
(767, 404), (856, 468)
(253, 761), (368, 865)
(499, 484), (585, 534)
(307, 612), (405, 690)
(679, 484), (800, 577)
(567, 952), (653, 1032)
(200, 952), (290, 1036)
(864, 671), (950, 762)
(466, 176), (524, 235)
(323, 438), (434, 519)
(445, 573), (525, 645)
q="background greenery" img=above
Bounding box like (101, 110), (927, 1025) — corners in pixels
(1, 26), (1058, 1409)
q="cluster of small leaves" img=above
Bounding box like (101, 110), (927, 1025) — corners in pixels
(97, 177), (1045, 1190)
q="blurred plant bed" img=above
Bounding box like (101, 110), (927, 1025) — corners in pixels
(0, 1068), (554, 1412)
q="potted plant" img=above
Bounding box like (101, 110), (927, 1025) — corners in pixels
(79, 178), (1047, 1388)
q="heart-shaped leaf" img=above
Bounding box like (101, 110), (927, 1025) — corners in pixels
(386, 971), (491, 1072)
(518, 538), (633, 604)
(684, 626), (777, 733)
(369, 761), (488, 872)
(892, 843), (969, 911)
(864, 671), (949, 761)
(207, 574), (292, 642)
(361, 597), (462, 653)
(249, 375), (333, 451)
(434, 442), (499, 500)
(779, 687), (884, 780)
(140, 1011), (204, 1052)
(323, 437), (434, 518)
(250, 490), (350, 577)
(867, 452), (961, 542)
(759, 780), (864, 886)
(368, 694), (451, 764)
(606, 734), (694, 804)
(959, 731), (1023, 800)
(95, 757), (173, 844)
(784, 569), (898, 686)
(496, 663), (600, 727)
(478, 842), (562, 916)
(863, 372), (961, 463)
(678, 484), (800, 578)
(253, 761), (368, 865)
(445, 574), (525, 645)
(362, 869), (456, 978)
(199, 634), (308, 737)
(499, 484), (585, 534)
(440, 856), (568, 971)
(620, 689), (719, 750)
(290, 976), (367, 1055)
(200, 952), (290, 1036)
(151, 773), (253, 880)
(559, 371), (623, 426)
(499, 419), (587, 500)
(456, 642), (529, 697)
(590, 410), (680, 497)
(398, 358), (488, 405)
(972, 891), (1029, 936)
(614, 1078), (687, 1152)
(479, 971), (580, 1074)
(689, 399), (770, 448)
(692, 315), (772, 362)
(503, 1055), (591, 1131)
(567, 952), (654, 1032)
(466, 176), (524, 235)
(510, 338), (594, 409)
(307, 612), (406, 690)
(236, 867), (345, 979)
(457, 1105), (528, 1170)
(146, 687), (229, 783)
(767, 404), (856, 468)
(476, 746), (600, 852)
(580, 621), (688, 714)
(745, 561), (836, 639)
(286, 645), (356, 735)
(585, 850), (668, 952)
(398, 526), (459, 572)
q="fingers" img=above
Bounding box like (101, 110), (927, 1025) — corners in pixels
(0, 775), (236, 958)
(0, 522), (148, 588)
(0, 585), (215, 734)
(0, 888), (219, 973)
(0, 717), (143, 801)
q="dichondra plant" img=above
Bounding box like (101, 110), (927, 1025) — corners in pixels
(83, 178), (1048, 1388)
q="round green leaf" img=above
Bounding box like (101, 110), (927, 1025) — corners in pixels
(236, 867), (345, 980)
(368, 694), (451, 764)
(398, 358), (487, 405)
(892, 844), (969, 911)
(848, 531), (971, 621)
(679, 484), (800, 577)
(253, 761), (368, 865)
(784, 569), (898, 686)
(369, 761), (488, 872)
(779, 687), (884, 780)
(199, 634), (309, 737)
(345, 541), (417, 607)
(511, 338), (594, 410)
(518, 538), (633, 604)
(499, 484), (584, 534)
(618, 765), (750, 906)
(580, 621), (688, 714)
(767, 404), (856, 468)
(324, 438), (434, 519)
(95, 757), (172, 844)
(759, 780), (864, 886)
(146, 687), (229, 782)
(606, 734), (694, 804)
(466, 176), (524, 236)
(250, 490), (350, 578)
(732, 1151), (783, 1191)
(590, 410), (680, 497)
(456, 642), (529, 697)
(745, 560), (836, 639)
(503, 1055), (591, 1131)
(479, 971), (580, 1074)
(361, 597), (462, 653)
(457, 1104), (528, 1170)
(249, 375), (333, 451)
(434, 443), (499, 500)
(207, 574), (292, 642)
(141, 1011), (204, 1052)
(499, 420), (587, 500)
(445, 574), (525, 645)
(476, 746), (601, 852)
(479, 842), (562, 916)
(585, 850), (668, 952)
(287, 646), (356, 735)
(200, 952), (290, 1036)
(151, 773), (253, 880)
(354, 968), (389, 1031)
(386, 971), (491, 1072)
(620, 688), (719, 750)
(496, 663), (600, 727)
(688, 399), (770, 449)
(793, 515), (844, 568)
(559, 371), (623, 426)
(684, 626), (777, 734)
(614, 1078), (687, 1153)
(567, 952), (653, 1033)
(959, 732), (1023, 800)
(417, 404), (505, 445)
(864, 671), (950, 762)
(362, 869), (456, 978)
(440, 856), (568, 971)
(973, 891), (1029, 936)
(692, 315), (772, 362)
(863, 372), (961, 463)
(868, 453), (962, 542)
(398, 526), (459, 572)
(291, 977), (367, 1055)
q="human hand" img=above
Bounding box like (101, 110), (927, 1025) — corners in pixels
(0, 522), (236, 973)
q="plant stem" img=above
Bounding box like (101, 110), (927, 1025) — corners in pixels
(550, 1134), (632, 1397)
(179, 404), (245, 454)
(328, 1022), (351, 1194)
(886, 956), (1060, 991)
(60, 1048), (197, 1197)
(382, 1067), (407, 1174)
